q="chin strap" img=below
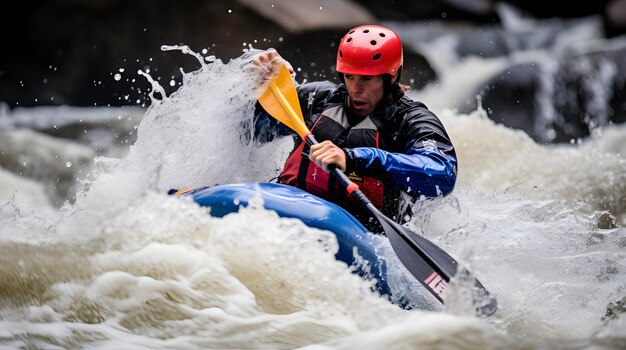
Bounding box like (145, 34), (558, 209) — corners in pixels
(386, 66), (404, 103)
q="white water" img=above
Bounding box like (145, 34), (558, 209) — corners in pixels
(1, 24), (625, 350)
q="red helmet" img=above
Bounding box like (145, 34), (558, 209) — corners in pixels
(336, 24), (403, 76)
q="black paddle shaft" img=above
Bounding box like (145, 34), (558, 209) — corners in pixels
(304, 134), (452, 281)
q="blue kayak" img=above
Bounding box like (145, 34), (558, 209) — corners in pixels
(172, 182), (436, 310)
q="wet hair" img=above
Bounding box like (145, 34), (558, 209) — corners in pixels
(392, 82), (411, 102)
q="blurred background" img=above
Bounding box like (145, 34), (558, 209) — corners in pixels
(1, 0), (626, 144)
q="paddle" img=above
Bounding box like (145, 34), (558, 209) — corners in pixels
(257, 64), (497, 316)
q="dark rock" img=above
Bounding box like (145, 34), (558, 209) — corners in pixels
(471, 41), (626, 143)
(470, 63), (544, 140)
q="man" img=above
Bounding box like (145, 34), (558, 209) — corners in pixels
(253, 24), (457, 227)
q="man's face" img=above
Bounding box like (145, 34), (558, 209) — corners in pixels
(344, 74), (384, 118)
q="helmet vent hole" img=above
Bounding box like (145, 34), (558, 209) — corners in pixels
(349, 30), (355, 34)
(339, 50), (343, 58)
(373, 53), (382, 61)
(370, 40), (377, 45)
(363, 29), (370, 33)
(346, 37), (352, 43)
(379, 33), (386, 37)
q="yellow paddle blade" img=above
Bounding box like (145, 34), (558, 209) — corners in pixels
(258, 64), (310, 138)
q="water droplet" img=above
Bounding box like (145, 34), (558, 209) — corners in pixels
(65, 162), (72, 168)
(169, 79), (175, 86)
(114, 73), (122, 81)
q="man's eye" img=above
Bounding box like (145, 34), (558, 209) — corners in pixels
(345, 75), (354, 80)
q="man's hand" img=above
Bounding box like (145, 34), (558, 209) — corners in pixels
(248, 49), (294, 82)
(309, 140), (347, 173)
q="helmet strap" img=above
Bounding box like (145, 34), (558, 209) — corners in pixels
(384, 66), (403, 103)
(383, 74), (393, 101)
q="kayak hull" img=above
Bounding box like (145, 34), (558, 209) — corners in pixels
(175, 182), (435, 310)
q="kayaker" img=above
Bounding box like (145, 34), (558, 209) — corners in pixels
(251, 24), (457, 227)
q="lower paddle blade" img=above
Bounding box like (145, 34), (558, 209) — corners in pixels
(401, 225), (498, 316)
(372, 204), (497, 316)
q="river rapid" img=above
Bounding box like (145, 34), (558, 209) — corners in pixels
(1, 17), (625, 350)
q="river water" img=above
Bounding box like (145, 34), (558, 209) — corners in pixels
(0, 14), (625, 350)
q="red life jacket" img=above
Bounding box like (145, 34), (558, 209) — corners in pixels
(278, 105), (387, 210)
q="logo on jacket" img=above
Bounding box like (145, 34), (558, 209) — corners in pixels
(422, 139), (437, 151)
(307, 92), (316, 108)
(348, 171), (363, 182)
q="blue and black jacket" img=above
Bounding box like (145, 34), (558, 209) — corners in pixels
(255, 80), (457, 222)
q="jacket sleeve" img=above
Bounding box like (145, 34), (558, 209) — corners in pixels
(253, 106), (293, 143)
(345, 100), (457, 198)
